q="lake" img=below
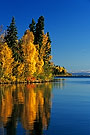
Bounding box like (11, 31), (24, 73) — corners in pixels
(0, 77), (90, 135)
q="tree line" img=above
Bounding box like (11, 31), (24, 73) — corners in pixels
(0, 16), (53, 83)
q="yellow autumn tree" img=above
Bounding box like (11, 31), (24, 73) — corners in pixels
(37, 33), (53, 80)
(22, 30), (37, 80)
(13, 61), (25, 82)
(21, 30), (44, 81)
(35, 53), (44, 75)
(40, 33), (52, 63)
(0, 43), (16, 83)
(53, 65), (68, 75)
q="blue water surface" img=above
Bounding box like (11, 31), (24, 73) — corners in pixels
(0, 77), (90, 135)
(45, 77), (90, 135)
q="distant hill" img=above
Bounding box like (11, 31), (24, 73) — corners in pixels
(71, 71), (90, 76)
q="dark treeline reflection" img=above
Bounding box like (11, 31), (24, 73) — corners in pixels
(0, 83), (52, 135)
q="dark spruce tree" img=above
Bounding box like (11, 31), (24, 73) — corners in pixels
(4, 17), (20, 61)
(0, 25), (3, 43)
(34, 16), (44, 49)
(46, 32), (51, 57)
(47, 32), (51, 44)
(29, 18), (36, 35)
(43, 32), (51, 64)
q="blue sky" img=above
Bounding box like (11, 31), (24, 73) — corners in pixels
(1, 0), (90, 72)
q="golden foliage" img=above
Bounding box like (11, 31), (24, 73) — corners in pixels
(22, 30), (44, 79)
(36, 57), (44, 74)
(55, 66), (67, 74)
(22, 30), (37, 77)
(0, 43), (16, 82)
(14, 62), (25, 82)
(40, 33), (52, 62)
(0, 28), (52, 83)
(40, 33), (52, 61)
(40, 33), (48, 58)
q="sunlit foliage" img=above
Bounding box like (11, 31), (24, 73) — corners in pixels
(22, 30), (43, 80)
(53, 65), (67, 75)
(40, 33), (52, 63)
(0, 16), (54, 83)
(0, 43), (16, 83)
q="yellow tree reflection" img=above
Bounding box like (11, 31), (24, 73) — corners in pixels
(0, 83), (52, 135)
(0, 85), (16, 125)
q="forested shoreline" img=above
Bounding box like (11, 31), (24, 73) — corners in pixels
(0, 16), (69, 84)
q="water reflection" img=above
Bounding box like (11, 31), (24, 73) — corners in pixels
(53, 78), (66, 89)
(0, 83), (52, 135)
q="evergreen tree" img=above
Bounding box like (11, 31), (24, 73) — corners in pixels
(47, 32), (51, 44)
(0, 25), (3, 33)
(4, 17), (19, 61)
(43, 32), (51, 65)
(34, 16), (44, 49)
(29, 18), (36, 35)
(0, 25), (5, 43)
(46, 32), (51, 61)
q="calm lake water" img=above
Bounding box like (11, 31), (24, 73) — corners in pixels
(0, 77), (90, 135)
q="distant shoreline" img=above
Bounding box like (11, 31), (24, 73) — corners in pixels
(55, 75), (90, 78)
